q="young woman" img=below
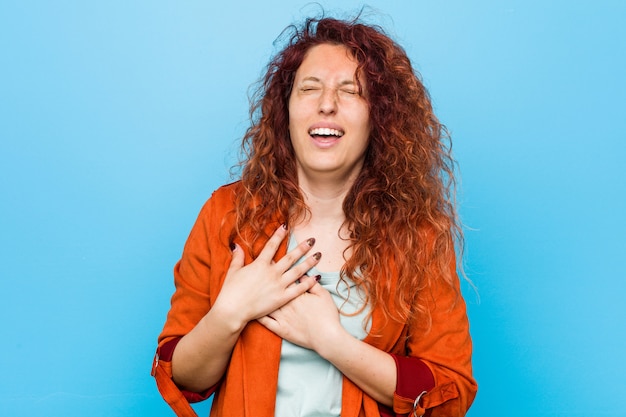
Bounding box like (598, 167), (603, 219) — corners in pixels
(153, 16), (477, 417)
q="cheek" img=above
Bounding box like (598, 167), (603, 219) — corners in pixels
(288, 100), (307, 119)
(356, 110), (371, 138)
(287, 114), (299, 138)
(287, 118), (302, 148)
(287, 104), (300, 130)
(288, 108), (311, 141)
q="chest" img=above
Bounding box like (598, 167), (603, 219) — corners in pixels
(292, 223), (352, 273)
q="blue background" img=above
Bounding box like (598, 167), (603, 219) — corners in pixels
(1, 1), (625, 416)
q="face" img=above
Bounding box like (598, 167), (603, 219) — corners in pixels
(288, 43), (370, 185)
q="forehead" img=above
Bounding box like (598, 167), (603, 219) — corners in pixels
(295, 43), (359, 81)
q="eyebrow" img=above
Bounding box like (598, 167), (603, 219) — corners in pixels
(300, 76), (357, 87)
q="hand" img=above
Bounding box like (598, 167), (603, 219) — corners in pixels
(212, 224), (321, 330)
(257, 282), (345, 352)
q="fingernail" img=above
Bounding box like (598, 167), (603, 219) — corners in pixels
(229, 242), (236, 251)
(281, 223), (288, 230)
(315, 275), (321, 282)
(312, 252), (321, 261)
(306, 237), (315, 246)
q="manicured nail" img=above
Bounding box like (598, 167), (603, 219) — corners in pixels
(315, 275), (321, 282)
(229, 242), (236, 251)
(312, 252), (321, 261)
(306, 237), (315, 246)
(281, 223), (288, 230)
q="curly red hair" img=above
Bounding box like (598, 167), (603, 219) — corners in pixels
(233, 16), (462, 327)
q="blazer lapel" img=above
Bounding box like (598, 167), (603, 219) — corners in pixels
(239, 221), (287, 416)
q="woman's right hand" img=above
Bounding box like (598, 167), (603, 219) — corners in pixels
(212, 224), (322, 331)
(172, 224), (321, 392)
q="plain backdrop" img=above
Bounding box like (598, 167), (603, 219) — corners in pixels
(1, 1), (625, 416)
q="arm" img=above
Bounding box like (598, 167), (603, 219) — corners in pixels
(352, 263), (475, 416)
(401, 258), (477, 416)
(258, 283), (397, 405)
(170, 287), (248, 392)
(153, 191), (322, 404)
(258, 253), (476, 416)
(171, 225), (322, 393)
(317, 321), (397, 405)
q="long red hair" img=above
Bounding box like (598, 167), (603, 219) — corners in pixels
(233, 16), (462, 326)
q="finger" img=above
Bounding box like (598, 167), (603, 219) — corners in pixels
(288, 273), (320, 289)
(281, 252), (322, 286)
(257, 316), (279, 333)
(256, 224), (289, 262)
(275, 237), (317, 272)
(285, 274), (320, 298)
(227, 243), (245, 272)
(305, 280), (324, 295)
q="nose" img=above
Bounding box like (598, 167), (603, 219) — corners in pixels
(318, 87), (337, 115)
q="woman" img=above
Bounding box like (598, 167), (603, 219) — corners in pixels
(152, 16), (477, 417)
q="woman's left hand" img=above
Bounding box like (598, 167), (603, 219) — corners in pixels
(257, 281), (344, 352)
(260, 279), (397, 406)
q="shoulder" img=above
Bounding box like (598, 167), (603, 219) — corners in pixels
(188, 181), (242, 235)
(210, 180), (242, 201)
(199, 181), (242, 212)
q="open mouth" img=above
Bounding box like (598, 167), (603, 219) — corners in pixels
(308, 127), (345, 138)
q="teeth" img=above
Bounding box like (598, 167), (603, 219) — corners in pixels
(309, 127), (344, 137)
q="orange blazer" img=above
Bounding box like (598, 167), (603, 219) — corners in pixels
(152, 182), (477, 416)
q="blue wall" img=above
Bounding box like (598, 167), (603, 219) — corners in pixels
(1, 1), (624, 416)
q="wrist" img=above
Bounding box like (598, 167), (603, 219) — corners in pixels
(314, 324), (351, 360)
(206, 299), (248, 335)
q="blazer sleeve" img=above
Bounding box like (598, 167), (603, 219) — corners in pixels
(378, 355), (435, 417)
(400, 253), (478, 417)
(151, 190), (232, 415)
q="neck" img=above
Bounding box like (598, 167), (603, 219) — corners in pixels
(293, 171), (355, 228)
